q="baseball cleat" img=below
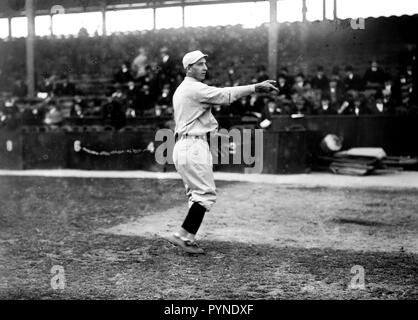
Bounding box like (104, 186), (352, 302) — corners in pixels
(165, 234), (205, 254)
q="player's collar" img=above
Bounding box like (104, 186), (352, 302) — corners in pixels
(184, 76), (200, 83)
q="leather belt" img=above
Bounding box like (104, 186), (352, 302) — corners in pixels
(175, 132), (211, 147)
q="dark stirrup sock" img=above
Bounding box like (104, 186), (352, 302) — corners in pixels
(181, 202), (206, 235)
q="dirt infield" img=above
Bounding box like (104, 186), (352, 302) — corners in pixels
(0, 176), (417, 299)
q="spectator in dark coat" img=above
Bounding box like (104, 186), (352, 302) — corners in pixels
(343, 65), (363, 91)
(315, 93), (338, 115)
(310, 65), (329, 91)
(363, 60), (386, 90)
(114, 61), (133, 84)
(366, 92), (393, 114)
(102, 90), (126, 130)
(323, 76), (344, 108)
(12, 79), (27, 98)
(157, 46), (177, 86)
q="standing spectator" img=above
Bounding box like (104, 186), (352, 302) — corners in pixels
(131, 47), (148, 80)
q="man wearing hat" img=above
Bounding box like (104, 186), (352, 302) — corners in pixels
(166, 50), (278, 254)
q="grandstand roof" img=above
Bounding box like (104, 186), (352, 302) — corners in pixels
(0, 0), (265, 18)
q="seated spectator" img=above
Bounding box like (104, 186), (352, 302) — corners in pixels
(366, 92), (393, 114)
(301, 81), (317, 109)
(380, 79), (399, 109)
(292, 73), (308, 96)
(277, 73), (292, 100)
(266, 99), (281, 116)
(279, 67), (293, 86)
(323, 75), (344, 108)
(363, 59), (386, 90)
(12, 79), (27, 98)
(310, 65), (329, 91)
(395, 72), (414, 111)
(70, 96), (86, 118)
(289, 92), (313, 115)
(338, 91), (368, 116)
(246, 93), (266, 116)
(398, 43), (417, 74)
(155, 83), (174, 116)
(102, 89), (127, 130)
(229, 96), (251, 116)
(114, 61), (133, 84)
(256, 65), (269, 82)
(157, 46), (177, 86)
(125, 81), (142, 115)
(137, 84), (155, 115)
(315, 94), (338, 115)
(44, 100), (64, 126)
(54, 76), (76, 96)
(343, 65), (363, 91)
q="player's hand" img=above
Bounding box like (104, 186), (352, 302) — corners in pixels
(255, 80), (279, 93)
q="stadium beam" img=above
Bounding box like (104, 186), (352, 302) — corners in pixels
(268, 0), (278, 80)
(50, 14), (53, 36)
(153, 6), (156, 30)
(25, 0), (35, 98)
(8, 17), (12, 39)
(182, 0), (185, 28)
(323, 0), (326, 20)
(102, 6), (107, 36)
(334, 0), (337, 20)
(302, 0), (307, 22)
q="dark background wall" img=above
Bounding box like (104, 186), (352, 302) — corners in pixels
(1, 115), (417, 173)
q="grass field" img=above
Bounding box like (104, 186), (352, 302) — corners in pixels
(0, 176), (417, 299)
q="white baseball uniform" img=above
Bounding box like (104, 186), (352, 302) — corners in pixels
(172, 76), (255, 211)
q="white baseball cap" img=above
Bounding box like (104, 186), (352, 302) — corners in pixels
(182, 50), (208, 69)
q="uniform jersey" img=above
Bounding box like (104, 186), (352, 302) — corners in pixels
(172, 76), (256, 211)
(173, 76), (256, 136)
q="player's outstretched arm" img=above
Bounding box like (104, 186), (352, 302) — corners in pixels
(255, 80), (279, 93)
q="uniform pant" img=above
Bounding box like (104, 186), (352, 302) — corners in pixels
(172, 137), (216, 211)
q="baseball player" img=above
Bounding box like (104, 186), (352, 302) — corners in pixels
(166, 50), (278, 254)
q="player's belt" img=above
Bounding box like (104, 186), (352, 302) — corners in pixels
(175, 132), (211, 145)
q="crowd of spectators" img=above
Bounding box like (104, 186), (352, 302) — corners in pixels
(1, 16), (417, 130)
